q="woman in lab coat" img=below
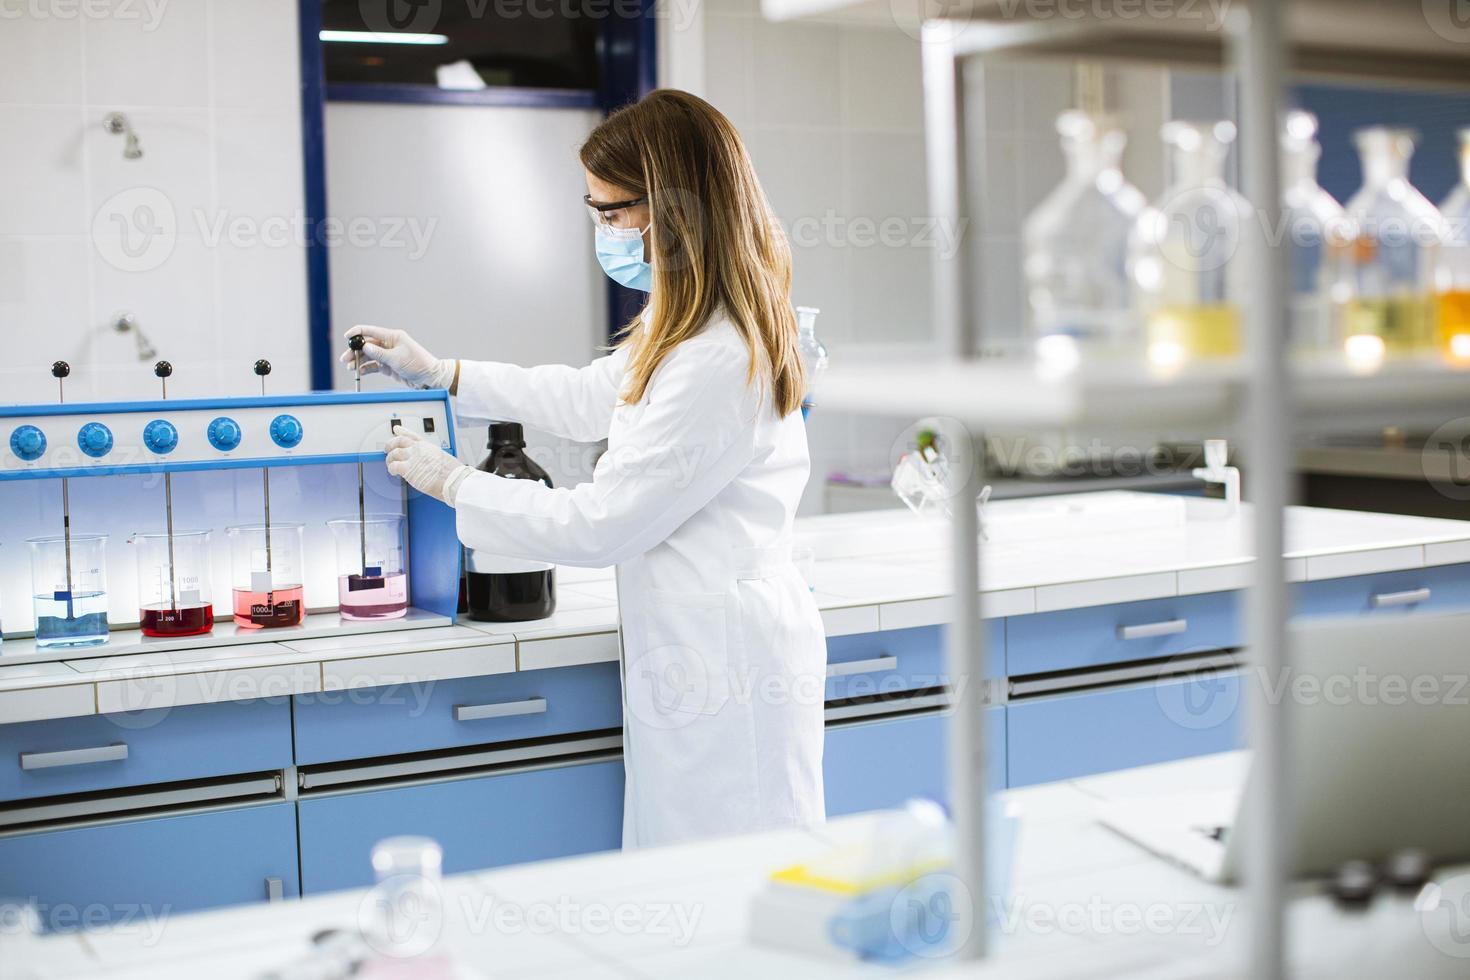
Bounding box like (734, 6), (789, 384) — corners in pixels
(358, 89), (827, 849)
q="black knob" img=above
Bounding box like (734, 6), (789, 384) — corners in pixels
(154, 360), (173, 378)
(1386, 849), (1432, 893)
(51, 361), (70, 379)
(1329, 860), (1378, 909)
(348, 334), (366, 352)
(254, 359), (272, 377)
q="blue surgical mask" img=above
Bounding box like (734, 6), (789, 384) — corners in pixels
(595, 223), (653, 292)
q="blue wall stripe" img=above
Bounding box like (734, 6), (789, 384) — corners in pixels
(299, 0), (334, 392)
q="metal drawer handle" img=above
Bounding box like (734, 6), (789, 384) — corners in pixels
(265, 877), (284, 903)
(453, 697), (547, 722)
(20, 743), (129, 771)
(1117, 619), (1189, 641)
(826, 655), (898, 678)
(1371, 588), (1431, 608)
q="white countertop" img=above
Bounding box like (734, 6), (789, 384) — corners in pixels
(15, 750), (1467, 979)
(3, 492), (1470, 722)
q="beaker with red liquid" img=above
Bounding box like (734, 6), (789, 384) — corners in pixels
(130, 529), (214, 637)
(225, 522), (306, 629)
(327, 514), (409, 621)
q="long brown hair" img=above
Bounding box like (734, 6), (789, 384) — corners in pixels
(580, 89), (805, 417)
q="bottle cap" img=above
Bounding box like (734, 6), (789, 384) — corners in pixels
(488, 422), (526, 448)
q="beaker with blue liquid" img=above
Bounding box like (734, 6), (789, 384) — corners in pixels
(27, 533), (110, 648)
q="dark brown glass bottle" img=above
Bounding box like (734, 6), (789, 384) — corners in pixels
(465, 422), (557, 621)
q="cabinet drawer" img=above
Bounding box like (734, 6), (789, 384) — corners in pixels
(824, 623), (1002, 702)
(1007, 670), (1244, 787)
(823, 706), (1004, 816)
(298, 758), (624, 893)
(1294, 564), (1470, 619)
(0, 802), (299, 928)
(1007, 591), (1239, 677)
(0, 699), (292, 804)
(293, 662), (622, 766)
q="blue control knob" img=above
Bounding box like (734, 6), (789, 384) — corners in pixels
(207, 416), (241, 452)
(269, 414), (303, 449)
(10, 425), (46, 461)
(77, 422), (113, 458)
(143, 419), (178, 455)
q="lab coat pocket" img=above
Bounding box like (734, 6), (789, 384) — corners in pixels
(625, 589), (733, 730)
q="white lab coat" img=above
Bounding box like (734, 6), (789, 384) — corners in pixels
(450, 316), (827, 848)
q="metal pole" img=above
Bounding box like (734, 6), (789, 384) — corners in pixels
(922, 23), (987, 961)
(1235, 1), (1290, 976)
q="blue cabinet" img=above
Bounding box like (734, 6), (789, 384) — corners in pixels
(1007, 591), (1240, 677)
(0, 699), (293, 804)
(1006, 670), (1244, 787)
(823, 706), (1005, 816)
(297, 758), (624, 894)
(1294, 563), (1470, 618)
(0, 802), (299, 929)
(292, 662), (622, 766)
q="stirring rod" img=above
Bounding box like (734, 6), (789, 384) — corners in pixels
(254, 360), (274, 616)
(52, 362), (74, 620)
(156, 362), (179, 614)
(349, 334), (368, 577)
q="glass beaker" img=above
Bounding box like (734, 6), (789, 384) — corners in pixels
(1437, 128), (1470, 360)
(326, 515), (409, 621)
(1024, 111), (1147, 347)
(225, 522), (306, 629)
(1129, 120), (1251, 368)
(1281, 110), (1355, 352)
(129, 529), (214, 637)
(27, 533), (109, 648)
(1343, 127), (1446, 355)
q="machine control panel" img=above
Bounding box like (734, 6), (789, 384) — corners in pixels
(1, 392), (453, 477)
(10, 425), (45, 462)
(207, 416), (242, 452)
(269, 414), (304, 449)
(77, 422), (114, 458)
(142, 419), (179, 455)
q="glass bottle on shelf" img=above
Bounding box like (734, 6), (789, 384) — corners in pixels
(1437, 127), (1470, 361)
(1280, 110), (1354, 353)
(1343, 127), (1446, 356)
(1129, 120), (1250, 368)
(1024, 111), (1147, 350)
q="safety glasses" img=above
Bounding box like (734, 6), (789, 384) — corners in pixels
(584, 194), (648, 230)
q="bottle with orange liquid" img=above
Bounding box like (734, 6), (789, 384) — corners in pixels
(1437, 128), (1470, 361)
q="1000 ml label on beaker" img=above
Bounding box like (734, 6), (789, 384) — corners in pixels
(232, 587), (304, 628)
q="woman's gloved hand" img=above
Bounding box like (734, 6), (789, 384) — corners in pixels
(385, 430), (474, 505)
(342, 325), (457, 390)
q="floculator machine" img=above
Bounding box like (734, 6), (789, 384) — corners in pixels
(0, 361), (461, 664)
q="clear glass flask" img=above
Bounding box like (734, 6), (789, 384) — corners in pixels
(327, 515), (409, 621)
(1437, 127), (1470, 360)
(28, 533), (109, 647)
(225, 522), (306, 629)
(1343, 127), (1446, 355)
(1130, 120), (1250, 368)
(130, 529), (214, 637)
(1024, 111), (1147, 347)
(1280, 110), (1355, 352)
(796, 306), (827, 419)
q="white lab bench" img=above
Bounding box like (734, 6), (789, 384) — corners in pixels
(12, 750), (1467, 979)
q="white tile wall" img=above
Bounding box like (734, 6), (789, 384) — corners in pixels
(0, 1), (309, 405)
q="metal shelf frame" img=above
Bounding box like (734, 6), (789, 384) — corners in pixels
(896, 3), (1470, 973)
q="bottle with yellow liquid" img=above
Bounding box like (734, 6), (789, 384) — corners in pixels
(1129, 120), (1249, 368)
(1437, 127), (1470, 361)
(1343, 127), (1446, 357)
